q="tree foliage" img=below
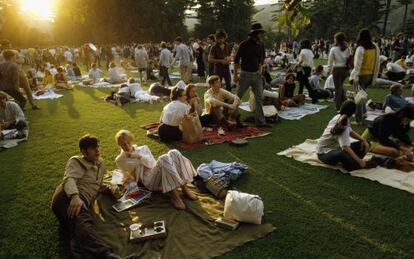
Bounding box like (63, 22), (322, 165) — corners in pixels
(275, 0), (386, 40)
(53, 0), (192, 44)
(193, 0), (255, 42)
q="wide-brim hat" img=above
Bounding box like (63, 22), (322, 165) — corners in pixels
(249, 23), (265, 35)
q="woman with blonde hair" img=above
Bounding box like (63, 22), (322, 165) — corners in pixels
(115, 129), (198, 210)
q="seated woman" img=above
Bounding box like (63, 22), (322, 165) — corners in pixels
(54, 67), (72, 90)
(115, 130), (197, 209)
(65, 62), (76, 81)
(185, 84), (212, 127)
(105, 62), (126, 84)
(86, 63), (102, 84)
(279, 73), (306, 107)
(308, 65), (331, 104)
(72, 63), (82, 80)
(316, 101), (370, 171)
(158, 87), (190, 142)
(0, 91), (27, 139)
(362, 104), (414, 161)
(383, 84), (408, 112)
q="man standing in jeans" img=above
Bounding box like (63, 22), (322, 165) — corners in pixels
(209, 30), (232, 92)
(234, 23), (271, 128)
(159, 41), (173, 86)
(172, 37), (191, 83)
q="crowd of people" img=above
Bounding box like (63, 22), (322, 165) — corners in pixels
(2, 21), (414, 258)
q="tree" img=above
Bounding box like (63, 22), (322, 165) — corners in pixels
(274, 0), (386, 40)
(398, 0), (414, 33)
(53, 0), (192, 44)
(382, 0), (393, 35)
(193, 0), (255, 42)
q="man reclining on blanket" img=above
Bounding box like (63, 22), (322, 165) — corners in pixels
(203, 75), (245, 130)
(0, 91), (27, 140)
(51, 135), (136, 259)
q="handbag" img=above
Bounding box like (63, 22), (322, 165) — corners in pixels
(205, 175), (228, 199)
(223, 190), (264, 224)
(181, 113), (203, 144)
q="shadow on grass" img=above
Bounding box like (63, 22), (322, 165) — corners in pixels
(58, 90), (79, 119)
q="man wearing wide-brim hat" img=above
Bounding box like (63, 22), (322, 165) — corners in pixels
(234, 23), (271, 128)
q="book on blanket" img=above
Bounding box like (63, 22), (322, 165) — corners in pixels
(112, 189), (152, 212)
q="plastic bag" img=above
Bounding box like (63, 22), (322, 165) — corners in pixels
(223, 190), (264, 224)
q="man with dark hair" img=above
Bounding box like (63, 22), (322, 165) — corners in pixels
(51, 135), (135, 259)
(0, 50), (26, 108)
(209, 30), (232, 91)
(159, 41), (173, 86)
(0, 40), (40, 110)
(204, 34), (215, 76)
(234, 23), (270, 128)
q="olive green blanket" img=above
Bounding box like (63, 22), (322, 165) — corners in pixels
(92, 185), (276, 259)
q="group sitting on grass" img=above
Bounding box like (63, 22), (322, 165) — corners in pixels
(51, 131), (200, 258)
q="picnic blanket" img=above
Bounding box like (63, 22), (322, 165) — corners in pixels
(239, 102), (278, 117)
(78, 81), (125, 88)
(0, 129), (29, 151)
(366, 110), (414, 128)
(239, 103), (328, 120)
(142, 123), (271, 150)
(32, 90), (63, 100)
(92, 175), (276, 259)
(278, 139), (414, 193)
(278, 103), (328, 120)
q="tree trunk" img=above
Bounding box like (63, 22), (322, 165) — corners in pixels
(403, 2), (408, 33)
(382, 0), (392, 35)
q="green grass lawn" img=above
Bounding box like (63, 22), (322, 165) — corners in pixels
(1, 65), (414, 258)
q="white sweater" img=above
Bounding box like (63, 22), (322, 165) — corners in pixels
(327, 46), (350, 72)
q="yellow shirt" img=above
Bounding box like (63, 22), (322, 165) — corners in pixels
(42, 74), (54, 85)
(395, 58), (408, 70)
(360, 48), (376, 75)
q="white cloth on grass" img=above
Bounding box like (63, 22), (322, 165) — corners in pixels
(278, 139), (414, 194)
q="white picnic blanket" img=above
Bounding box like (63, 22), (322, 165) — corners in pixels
(78, 82), (124, 88)
(0, 129), (29, 150)
(131, 91), (160, 103)
(32, 90), (63, 100)
(278, 103), (328, 120)
(278, 139), (414, 193)
(239, 102), (278, 117)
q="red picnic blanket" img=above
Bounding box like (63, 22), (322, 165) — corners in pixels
(141, 123), (271, 150)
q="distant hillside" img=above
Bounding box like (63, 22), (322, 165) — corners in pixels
(186, 3), (414, 35)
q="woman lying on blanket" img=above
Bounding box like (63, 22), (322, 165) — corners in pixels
(115, 130), (198, 210)
(184, 84), (212, 127)
(279, 73), (306, 107)
(361, 104), (414, 161)
(316, 101), (372, 171)
(158, 86), (190, 142)
(54, 67), (72, 91)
